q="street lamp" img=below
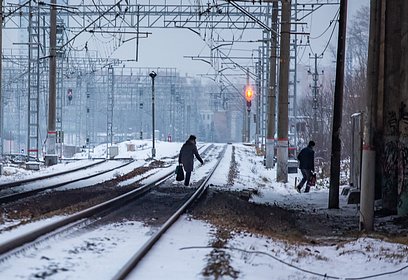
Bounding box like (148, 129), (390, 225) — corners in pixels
(149, 71), (157, 158)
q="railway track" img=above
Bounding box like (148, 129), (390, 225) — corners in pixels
(0, 144), (224, 275)
(0, 159), (107, 189)
(0, 159), (135, 204)
(113, 144), (226, 279)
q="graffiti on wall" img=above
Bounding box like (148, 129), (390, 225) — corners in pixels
(398, 102), (408, 214)
(399, 102), (408, 137)
(397, 143), (408, 211)
(383, 138), (398, 210)
(386, 110), (398, 135)
(382, 102), (408, 213)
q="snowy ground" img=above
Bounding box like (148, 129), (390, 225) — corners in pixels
(0, 139), (407, 279)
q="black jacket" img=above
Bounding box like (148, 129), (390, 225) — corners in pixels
(178, 140), (203, 172)
(297, 145), (315, 170)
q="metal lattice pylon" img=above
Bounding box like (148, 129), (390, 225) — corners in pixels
(56, 19), (65, 159)
(27, 1), (40, 160)
(290, 0), (299, 150)
(85, 71), (96, 157)
(107, 65), (114, 149)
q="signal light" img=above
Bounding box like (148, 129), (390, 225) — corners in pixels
(245, 86), (253, 102)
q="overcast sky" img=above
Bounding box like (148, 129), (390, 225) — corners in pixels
(117, 0), (371, 76)
(1, 0), (370, 77)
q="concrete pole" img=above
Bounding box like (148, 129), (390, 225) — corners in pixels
(382, 0), (399, 213)
(45, 0), (58, 166)
(398, 0), (408, 215)
(266, 1), (278, 169)
(360, 0), (381, 230)
(276, 0), (291, 182)
(255, 59), (260, 149)
(0, 0), (3, 157)
(328, 0), (348, 209)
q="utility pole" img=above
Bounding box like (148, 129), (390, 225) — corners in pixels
(266, 0), (278, 169)
(360, 0), (382, 230)
(399, 0), (408, 215)
(310, 53), (322, 142)
(328, 0), (348, 208)
(45, 0), (58, 166)
(107, 65), (114, 158)
(0, 0), (3, 157)
(255, 60), (261, 149)
(276, 0), (291, 182)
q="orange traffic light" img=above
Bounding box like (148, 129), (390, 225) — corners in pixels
(245, 86), (253, 102)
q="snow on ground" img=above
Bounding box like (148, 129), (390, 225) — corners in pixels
(0, 159), (103, 183)
(0, 140), (407, 279)
(132, 216), (408, 280)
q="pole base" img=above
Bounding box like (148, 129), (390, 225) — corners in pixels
(45, 155), (58, 166)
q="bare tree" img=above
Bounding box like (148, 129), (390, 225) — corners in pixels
(296, 5), (369, 177)
(342, 5), (369, 161)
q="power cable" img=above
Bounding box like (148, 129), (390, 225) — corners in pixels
(180, 245), (408, 279)
(59, 0), (124, 50)
(318, 14), (338, 57)
(308, 6), (340, 57)
(310, 7), (340, 40)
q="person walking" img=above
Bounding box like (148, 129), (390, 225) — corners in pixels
(296, 140), (315, 193)
(178, 135), (204, 186)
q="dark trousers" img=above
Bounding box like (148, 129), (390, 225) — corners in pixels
(297, 169), (312, 192)
(184, 171), (192, 186)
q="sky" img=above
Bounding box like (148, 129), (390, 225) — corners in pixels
(120, 0), (371, 76)
(0, 139), (407, 279)
(1, 0), (370, 77)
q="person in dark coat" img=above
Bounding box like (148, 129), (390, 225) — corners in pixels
(296, 140), (315, 193)
(178, 135), (204, 186)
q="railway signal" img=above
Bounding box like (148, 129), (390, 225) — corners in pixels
(244, 84), (253, 143)
(245, 85), (253, 109)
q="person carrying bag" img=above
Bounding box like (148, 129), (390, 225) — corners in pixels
(178, 135), (204, 186)
(296, 140), (315, 193)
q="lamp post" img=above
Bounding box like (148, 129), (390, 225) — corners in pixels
(149, 71), (157, 158)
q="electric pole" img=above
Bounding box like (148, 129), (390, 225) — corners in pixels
(359, 0), (382, 230)
(276, 0), (291, 182)
(0, 0), (3, 157)
(328, 0), (348, 208)
(45, 0), (58, 166)
(310, 53), (322, 142)
(266, 0), (278, 169)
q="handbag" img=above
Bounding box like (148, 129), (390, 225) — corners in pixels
(175, 164), (185, 181)
(307, 172), (316, 186)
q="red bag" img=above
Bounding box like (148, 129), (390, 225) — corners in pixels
(308, 172), (316, 186)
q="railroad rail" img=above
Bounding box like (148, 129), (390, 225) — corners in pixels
(0, 159), (135, 204)
(0, 159), (106, 189)
(0, 144), (221, 263)
(112, 144), (226, 280)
